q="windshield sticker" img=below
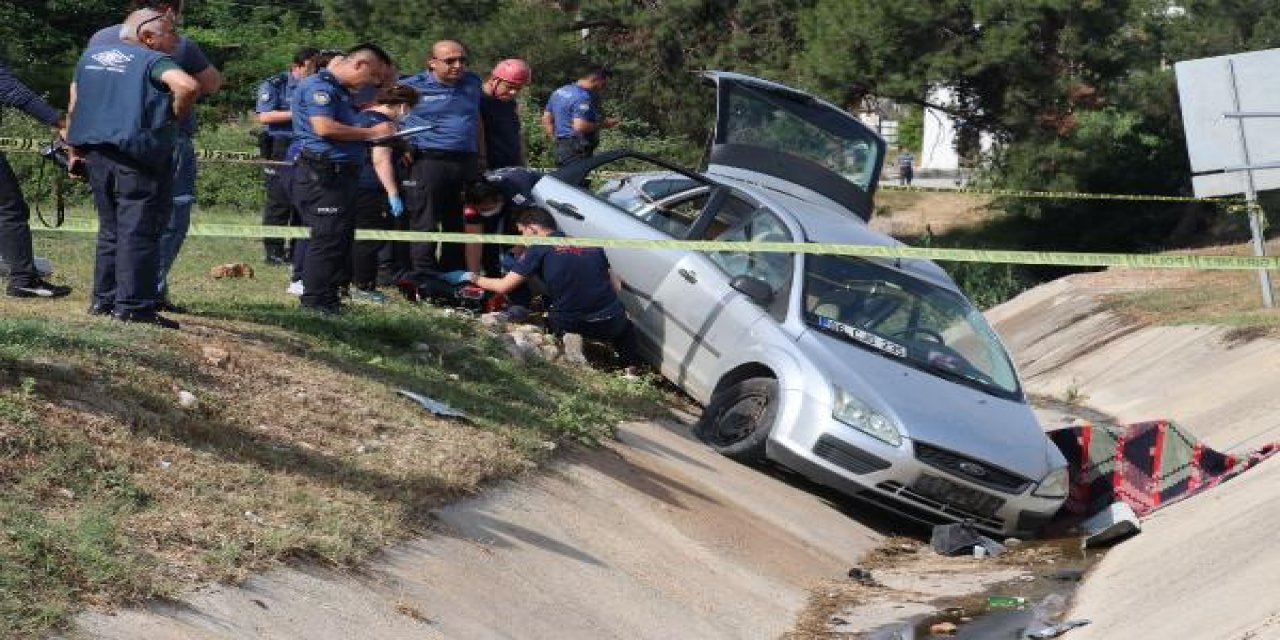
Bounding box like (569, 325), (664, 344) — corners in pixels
(816, 315), (908, 358)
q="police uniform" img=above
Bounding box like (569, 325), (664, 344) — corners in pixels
(511, 230), (639, 364)
(545, 83), (601, 167)
(350, 109), (397, 291)
(290, 69), (365, 313)
(0, 61), (71, 298)
(255, 71), (302, 263)
(68, 42), (179, 321)
(90, 24), (215, 305)
(399, 70), (482, 282)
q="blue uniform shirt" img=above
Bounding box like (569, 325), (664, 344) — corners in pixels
(400, 71), (482, 152)
(356, 110), (395, 192)
(291, 70), (363, 164)
(512, 231), (619, 316)
(89, 24), (209, 136)
(254, 71), (297, 138)
(545, 83), (599, 139)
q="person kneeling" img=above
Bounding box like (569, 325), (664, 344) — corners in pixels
(468, 206), (640, 367)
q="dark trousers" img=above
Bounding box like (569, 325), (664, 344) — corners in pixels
(351, 189), (389, 289)
(0, 152), (37, 287)
(554, 136), (597, 168)
(293, 162), (357, 310)
(550, 305), (642, 367)
(86, 149), (172, 314)
(261, 138), (300, 260)
(404, 151), (477, 281)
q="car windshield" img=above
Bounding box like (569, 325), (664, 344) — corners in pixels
(803, 255), (1021, 400)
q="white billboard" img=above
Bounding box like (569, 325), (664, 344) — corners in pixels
(1175, 48), (1280, 198)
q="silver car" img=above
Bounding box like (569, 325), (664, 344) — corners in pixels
(531, 71), (1068, 536)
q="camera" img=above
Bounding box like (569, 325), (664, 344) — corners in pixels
(40, 140), (84, 178)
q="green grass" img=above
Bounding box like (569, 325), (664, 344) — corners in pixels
(1097, 240), (1280, 338)
(0, 205), (669, 636)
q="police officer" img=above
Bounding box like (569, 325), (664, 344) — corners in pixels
(468, 206), (640, 366)
(254, 47), (318, 265)
(90, 1), (222, 313)
(0, 61), (73, 299)
(67, 8), (200, 329)
(290, 43), (397, 314)
(479, 59), (531, 170)
(398, 40), (483, 296)
(350, 83), (418, 303)
(541, 66), (618, 168)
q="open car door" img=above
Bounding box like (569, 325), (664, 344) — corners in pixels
(701, 71), (886, 222)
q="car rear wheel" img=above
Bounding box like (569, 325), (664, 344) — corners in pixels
(696, 377), (779, 463)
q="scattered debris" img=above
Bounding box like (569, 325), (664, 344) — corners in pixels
(396, 389), (469, 420)
(1025, 618), (1091, 638)
(201, 345), (230, 367)
(931, 521), (1006, 557)
(176, 390), (199, 409)
(930, 620), (958, 635)
(1081, 502), (1141, 547)
(394, 599), (431, 624)
(847, 567), (879, 586)
(56, 487), (75, 499)
(209, 262), (255, 279)
(987, 595), (1027, 609)
(243, 511), (265, 525)
(1050, 568), (1086, 582)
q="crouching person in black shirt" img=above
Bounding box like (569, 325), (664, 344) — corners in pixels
(468, 206), (640, 367)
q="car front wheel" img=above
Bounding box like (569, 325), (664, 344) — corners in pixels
(695, 377), (779, 463)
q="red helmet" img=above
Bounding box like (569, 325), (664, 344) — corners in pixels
(491, 59), (532, 86)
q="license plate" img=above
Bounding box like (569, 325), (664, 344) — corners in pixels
(914, 474), (1005, 517)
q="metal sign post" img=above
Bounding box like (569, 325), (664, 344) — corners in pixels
(1225, 59), (1275, 308)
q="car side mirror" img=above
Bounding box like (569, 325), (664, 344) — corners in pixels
(730, 275), (773, 306)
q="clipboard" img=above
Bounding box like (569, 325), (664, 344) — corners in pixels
(368, 125), (432, 145)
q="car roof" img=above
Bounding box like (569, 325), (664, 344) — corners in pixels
(721, 177), (960, 290)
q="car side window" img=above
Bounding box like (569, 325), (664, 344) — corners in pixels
(707, 207), (794, 297)
(635, 192), (709, 237)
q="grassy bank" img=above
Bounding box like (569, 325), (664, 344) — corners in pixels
(1098, 239), (1280, 336)
(0, 205), (666, 637)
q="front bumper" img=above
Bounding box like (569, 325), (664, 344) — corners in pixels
(765, 390), (1063, 536)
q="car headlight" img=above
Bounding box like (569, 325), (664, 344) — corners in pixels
(832, 386), (901, 447)
(1033, 466), (1069, 498)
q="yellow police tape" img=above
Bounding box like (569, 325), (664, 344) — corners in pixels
(38, 219), (1280, 271)
(878, 184), (1231, 204)
(0, 136), (1239, 204)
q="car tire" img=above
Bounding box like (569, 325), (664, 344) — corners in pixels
(695, 377), (779, 463)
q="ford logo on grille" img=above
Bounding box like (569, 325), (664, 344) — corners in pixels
(957, 461), (988, 477)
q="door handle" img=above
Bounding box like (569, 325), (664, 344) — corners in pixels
(545, 199), (584, 220)
(679, 268), (698, 284)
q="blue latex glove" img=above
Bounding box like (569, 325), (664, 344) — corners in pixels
(440, 270), (474, 286)
(387, 194), (404, 218)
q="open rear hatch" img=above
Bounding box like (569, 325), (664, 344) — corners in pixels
(701, 71), (885, 221)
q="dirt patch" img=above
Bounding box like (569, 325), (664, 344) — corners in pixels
(870, 191), (995, 237)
